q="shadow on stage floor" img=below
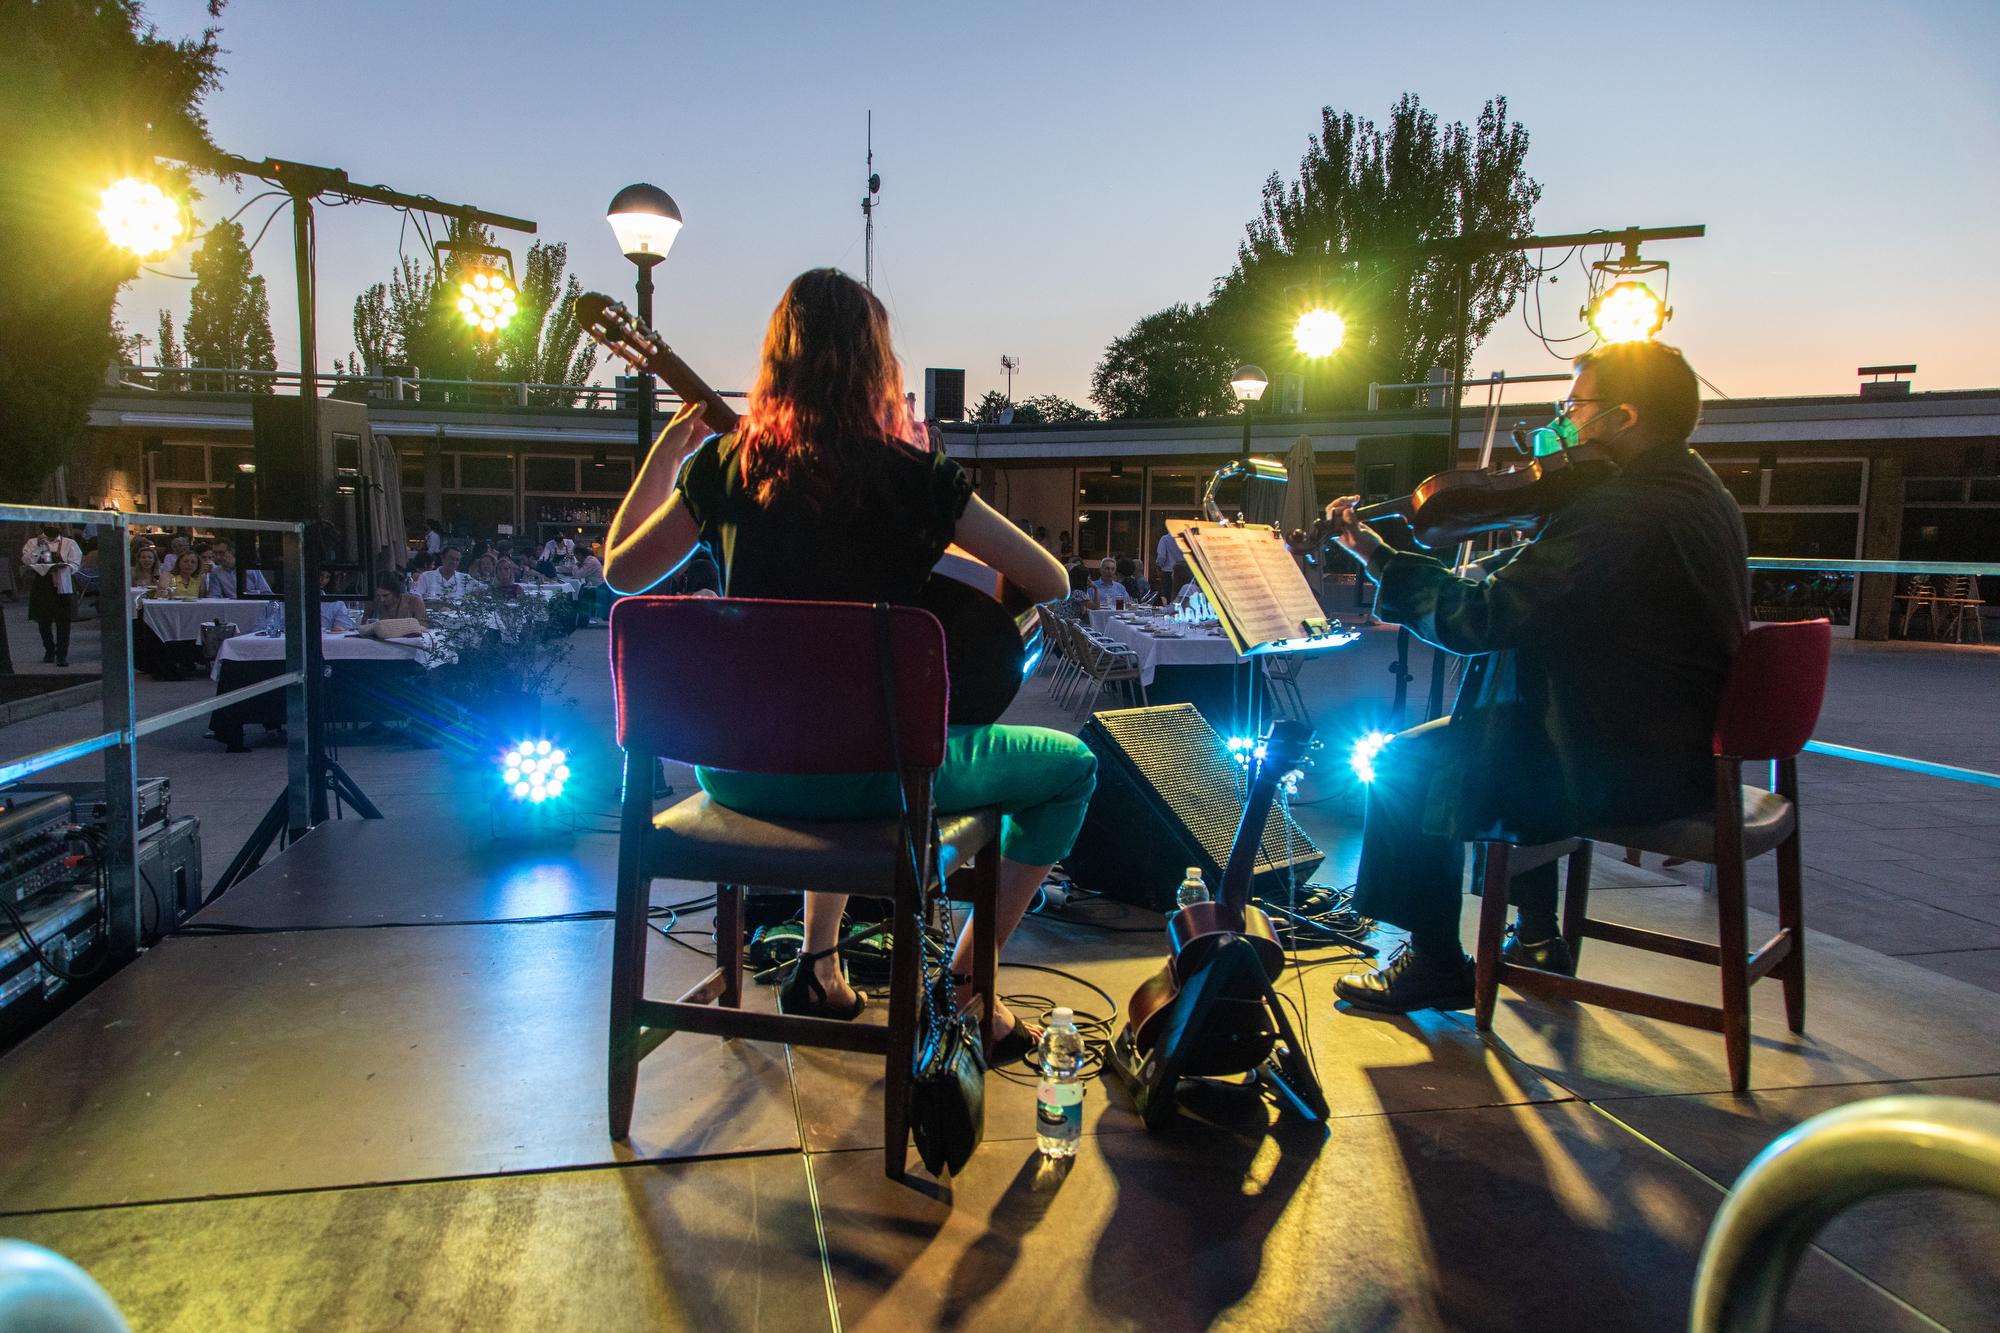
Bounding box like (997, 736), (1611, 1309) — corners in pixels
(1, 806), (1996, 1331)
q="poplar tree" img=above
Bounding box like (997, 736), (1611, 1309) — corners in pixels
(184, 217), (276, 391)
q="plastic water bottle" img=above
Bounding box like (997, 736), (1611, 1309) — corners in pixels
(1175, 866), (1210, 911)
(1035, 1009), (1086, 1159)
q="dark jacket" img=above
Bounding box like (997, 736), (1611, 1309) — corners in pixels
(1367, 442), (1750, 843)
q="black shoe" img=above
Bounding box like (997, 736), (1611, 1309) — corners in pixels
(42, 650), (56, 664)
(1503, 924), (1576, 976)
(55, 657), (68, 668)
(1334, 944), (1476, 1013)
(779, 947), (866, 1021)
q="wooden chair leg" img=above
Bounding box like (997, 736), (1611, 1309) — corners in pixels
(717, 883), (743, 1010)
(881, 883), (922, 1180)
(967, 846), (1000, 1057)
(1712, 840), (1744, 1088)
(608, 751), (655, 1140)
(1774, 759), (1806, 1033)
(1473, 845), (1512, 1031)
(1562, 841), (1593, 966)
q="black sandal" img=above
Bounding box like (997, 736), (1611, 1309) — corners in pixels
(779, 943), (866, 1021)
(989, 1022), (1040, 1067)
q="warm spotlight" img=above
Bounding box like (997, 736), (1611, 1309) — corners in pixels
(457, 266), (519, 334)
(1584, 280), (1668, 345)
(1292, 308), (1345, 359)
(99, 179), (184, 258)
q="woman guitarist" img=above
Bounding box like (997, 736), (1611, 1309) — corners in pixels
(604, 268), (1093, 1063)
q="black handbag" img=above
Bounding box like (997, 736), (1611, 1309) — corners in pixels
(873, 604), (986, 1176)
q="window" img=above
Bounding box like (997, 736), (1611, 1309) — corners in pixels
(523, 456), (576, 492)
(401, 452), (426, 494)
(583, 456), (633, 493)
(1078, 469), (1142, 505)
(1768, 460), (1864, 507)
(155, 443), (206, 482)
(1715, 462), (1762, 507)
(455, 453), (513, 490)
(1148, 471), (1203, 506)
(1076, 509), (1143, 563)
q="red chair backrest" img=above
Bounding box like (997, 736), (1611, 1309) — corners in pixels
(610, 596), (950, 774)
(1712, 619), (1831, 760)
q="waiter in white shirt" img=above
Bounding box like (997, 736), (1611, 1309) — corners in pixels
(21, 525), (83, 667)
(1154, 527), (1185, 598)
(413, 546), (484, 601)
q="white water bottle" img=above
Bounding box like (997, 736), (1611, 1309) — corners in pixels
(1035, 1009), (1086, 1159)
(1176, 866), (1210, 910)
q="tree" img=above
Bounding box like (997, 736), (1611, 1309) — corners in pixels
(1089, 303), (1239, 419)
(347, 222), (596, 404)
(155, 309), (186, 390)
(1016, 393), (1096, 424)
(183, 217), (276, 392)
(967, 389), (1009, 424)
(1205, 94), (1540, 412)
(0, 0), (225, 500)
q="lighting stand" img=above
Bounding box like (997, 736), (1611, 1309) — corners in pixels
(191, 150), (536, 894)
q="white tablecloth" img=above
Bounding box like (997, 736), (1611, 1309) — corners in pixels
(1093, 616), (1241, 686)
(137, 597), (262, 643)
(211, 630), (438, 679)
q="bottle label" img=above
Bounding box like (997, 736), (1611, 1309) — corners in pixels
(1037, 1080), (1084, 1136)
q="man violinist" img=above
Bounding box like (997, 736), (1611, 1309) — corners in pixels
(1320, 340), (1749, 1012)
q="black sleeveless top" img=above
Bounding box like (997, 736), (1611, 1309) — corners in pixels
(675, 432), (973, 604)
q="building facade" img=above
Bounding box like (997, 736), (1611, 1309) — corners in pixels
(62, 379), (2000, 637)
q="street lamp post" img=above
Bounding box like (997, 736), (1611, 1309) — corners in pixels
(605, 184), (685, 464)
(1230, 363), (1269, 462)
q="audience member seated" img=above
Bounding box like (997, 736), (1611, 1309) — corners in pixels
(1085, 556), (1130, 609)
(165, 551), (211, 599)
(159, 534), (193, 574)
(469, 551), (498, 584)
(413, 547), (483, 601)
(130, 541), (163, 591)
(491, 556), (522, 599)
(1117, 557), (1150, 604)
(205, 539), (273, 598)
(1066, 557), (1089, 593)
(369, 571), (428, 625)
(319, 569), (358, 631)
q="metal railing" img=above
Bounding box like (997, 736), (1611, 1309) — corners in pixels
(111, 363), (747, 413)
(1692, 1095), (2000, 1332)
(0, 505), (313, 958)
(1365, 371), (1570, 412)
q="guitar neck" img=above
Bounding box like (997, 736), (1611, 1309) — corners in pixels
(642, 344), (740, 434)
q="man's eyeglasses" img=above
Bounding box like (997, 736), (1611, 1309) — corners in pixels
(1558, 397), (1607, 416)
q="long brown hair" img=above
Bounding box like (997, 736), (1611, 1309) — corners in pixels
(735, 268), (914, 505)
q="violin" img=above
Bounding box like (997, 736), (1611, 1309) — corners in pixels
(1123, 720), (1314, 1069)
(1290, 439), (1621, 554)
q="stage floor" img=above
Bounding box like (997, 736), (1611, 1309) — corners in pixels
(3, 800), (1998, 1332)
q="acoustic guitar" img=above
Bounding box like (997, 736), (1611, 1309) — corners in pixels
(574, 293), (1041, 725)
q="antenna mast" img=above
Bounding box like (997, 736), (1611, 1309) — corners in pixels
(862, 111), (881, 290)
(1001, 354), (1020, 401)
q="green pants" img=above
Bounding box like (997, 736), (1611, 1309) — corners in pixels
(697, 724), (1097, 866)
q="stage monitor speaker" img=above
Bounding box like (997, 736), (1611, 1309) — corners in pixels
(1062, 704), (1322, 912)
(924, 368), (966, 422)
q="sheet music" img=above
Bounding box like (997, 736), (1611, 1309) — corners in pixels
(1169, 520), (1330, 654)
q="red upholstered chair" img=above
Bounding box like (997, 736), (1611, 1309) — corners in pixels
(608, 596), (1000, 1179)
(1473, 619), (1833, 1093)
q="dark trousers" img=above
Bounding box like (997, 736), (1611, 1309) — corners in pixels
(33, 603), (73, 658)
(1354, 717), (1558, 953)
